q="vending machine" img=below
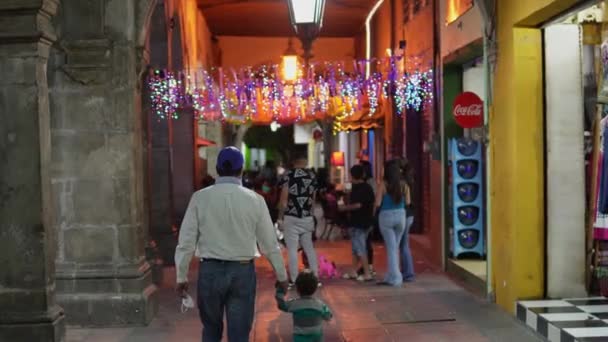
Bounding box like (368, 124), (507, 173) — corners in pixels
(450, 138), (485, 258)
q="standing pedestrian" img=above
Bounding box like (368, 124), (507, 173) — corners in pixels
(175, 146), (289, 342)
(375, 159), (409, 287)
(400, 159), (416, 282)
(357, 160), (376, 277)
(277, 152), (319, 286)
(340, 165), (375, 282)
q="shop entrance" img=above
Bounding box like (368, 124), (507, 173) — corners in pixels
(443, 57), (488, 295)
(542, 1), (604, 297)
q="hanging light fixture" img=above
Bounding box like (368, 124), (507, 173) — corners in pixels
(286, 0), (326, 65)
(282, 37), (299, 82)
(286, 0), (325, 27)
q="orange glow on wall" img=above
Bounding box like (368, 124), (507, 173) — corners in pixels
(446, 0), (473, 24)
(331, 152), (345, 167)
(167, 0), (213, 72)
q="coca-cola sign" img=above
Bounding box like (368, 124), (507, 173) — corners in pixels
(452, 92), (484, 128)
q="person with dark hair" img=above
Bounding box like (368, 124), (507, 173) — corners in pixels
(255, 178), (279, 223)
(340, 165), (375, 282)
(175, 146), (289, 341)
(357, 160), (376, 277)
(315, 167), (329, 194)
(277, 152), (320, 287)
(374, 159), (410, 287)
(275, 271), (333, 342)
(359, 160), (375, 193)
(262, 160), (277, 183)
(400, 159), (416, 282)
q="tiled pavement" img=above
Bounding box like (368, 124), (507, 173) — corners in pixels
(67, 240), (541, 342)
(517, 298), (608, 342)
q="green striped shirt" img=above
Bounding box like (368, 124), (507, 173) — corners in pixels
(276, 289), (333, 342)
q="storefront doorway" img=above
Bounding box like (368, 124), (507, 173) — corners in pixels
(443, 55), (488, 295)
(542, 0), (604, 298)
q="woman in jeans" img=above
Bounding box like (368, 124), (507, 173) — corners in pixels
(375, 159), (410, 286)
(400, 159), (415, 282)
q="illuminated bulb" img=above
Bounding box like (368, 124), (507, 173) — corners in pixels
(270, 121), (281, 132)
(282, 55), (298, 82)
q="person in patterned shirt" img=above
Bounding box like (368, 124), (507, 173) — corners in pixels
(278, 152), (319, 286)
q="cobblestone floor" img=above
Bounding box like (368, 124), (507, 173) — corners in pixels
(67, 240), (542, 342)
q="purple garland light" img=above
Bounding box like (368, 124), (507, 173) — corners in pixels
(148, 60), (434, 124)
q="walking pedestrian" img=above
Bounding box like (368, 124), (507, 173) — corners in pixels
(375, 159), (409, 287)
(277, 152), (319, 286)
(175, 146), (289, 342)
(340, 165), (375, 282)
(275, 271), (333, 342)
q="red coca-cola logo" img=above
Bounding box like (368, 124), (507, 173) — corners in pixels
(452, 92), (484, 128)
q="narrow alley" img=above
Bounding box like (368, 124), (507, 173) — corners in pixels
(6, 0), (608, 341)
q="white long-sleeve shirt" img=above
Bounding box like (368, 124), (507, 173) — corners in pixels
(175, 177), (288, 283)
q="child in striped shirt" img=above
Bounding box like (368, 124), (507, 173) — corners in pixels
(275, 271), (333, 341)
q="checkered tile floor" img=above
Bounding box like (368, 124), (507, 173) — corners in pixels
(517, 298), (608, 341)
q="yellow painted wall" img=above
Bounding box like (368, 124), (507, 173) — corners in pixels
(491, 0), (581, 312)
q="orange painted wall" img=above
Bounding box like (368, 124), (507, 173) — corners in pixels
(166, 0), (214, 70)
(166, 0), (217, 186)
(404, 3), (442, 269)
(218, 36), (355, 69)
(371, 0), (443, 268)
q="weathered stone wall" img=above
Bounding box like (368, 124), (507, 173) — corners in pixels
(0, 0), (66, 340)
(148, 1), (175, 265)
(48, 0), (158, 326)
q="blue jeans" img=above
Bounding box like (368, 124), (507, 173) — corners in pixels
(197, 260), (256, 342)
(400, 216), (415, 281)
(350, 227), (369, 257)
(379, 209), (406, 286)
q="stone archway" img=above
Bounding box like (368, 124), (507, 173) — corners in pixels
(47, 0), (161, 328)
(0, 0), (66, 341)
(0, 0), (203, 337)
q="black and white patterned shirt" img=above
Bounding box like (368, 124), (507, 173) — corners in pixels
(279, 168), (317, 218)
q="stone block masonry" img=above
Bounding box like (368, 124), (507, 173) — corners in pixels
(0, 0), (66, 341)
(47, 0), (159, 327)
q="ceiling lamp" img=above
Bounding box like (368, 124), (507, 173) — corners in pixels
(286, 0), (326, 64)
(287, 0), (325, 26)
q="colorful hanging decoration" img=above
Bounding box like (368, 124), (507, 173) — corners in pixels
(147, 57), (433, 125)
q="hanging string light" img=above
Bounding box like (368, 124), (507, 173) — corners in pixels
(147, 58), (434, 124)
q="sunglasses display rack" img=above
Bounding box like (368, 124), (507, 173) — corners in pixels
(450, 138), (485, 258)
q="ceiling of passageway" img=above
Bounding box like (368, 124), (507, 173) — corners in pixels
(198, 0), (379, 37)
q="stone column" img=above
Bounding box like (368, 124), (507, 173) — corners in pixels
(0, 0), (66, 341)
(49, 0), (158, 326)
(148, 1), (176, 264)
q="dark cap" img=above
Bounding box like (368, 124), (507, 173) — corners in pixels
(217, 146), (244, 171)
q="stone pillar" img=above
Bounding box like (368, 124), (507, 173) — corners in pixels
(148, 1), (176, 264)
(49, 0), (158, 326)
(0, 0), (66, 341)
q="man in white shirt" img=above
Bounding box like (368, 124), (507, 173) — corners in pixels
(175, 146), (288, 342)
